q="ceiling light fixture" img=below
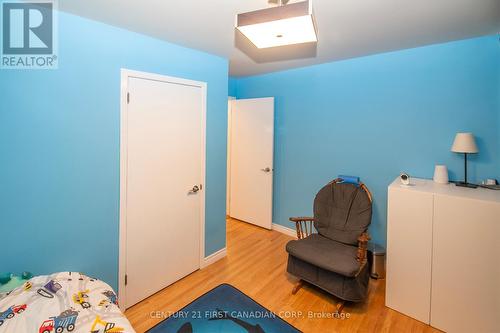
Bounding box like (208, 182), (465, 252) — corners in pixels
(236, 0), (317, 49)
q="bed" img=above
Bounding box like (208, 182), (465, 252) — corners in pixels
(0, 272), (135, 333)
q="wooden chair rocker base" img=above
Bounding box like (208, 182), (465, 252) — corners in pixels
(291, 280), (304, 295)
(335, 300), (345, 314)
(291, 279), (346, 315)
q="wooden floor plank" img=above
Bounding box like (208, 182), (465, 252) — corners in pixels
(125, 218), (440, 333)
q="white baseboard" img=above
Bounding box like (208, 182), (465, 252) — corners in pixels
(201, 247), (227, 268)
(272, 223), (297, 238)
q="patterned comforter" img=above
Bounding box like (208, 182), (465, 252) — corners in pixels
(0, 272), (135, 333)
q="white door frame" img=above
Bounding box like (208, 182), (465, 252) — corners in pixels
(118, 68), (207, 310)
(226, 96), (236, 216)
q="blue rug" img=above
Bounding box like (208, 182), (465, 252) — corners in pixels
(147, 284), (301, 333)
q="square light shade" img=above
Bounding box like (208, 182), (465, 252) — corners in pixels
(451, 132), (479, 153)
(236, 0), (317, 49)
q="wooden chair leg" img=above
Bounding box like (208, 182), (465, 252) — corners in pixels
(335, 300), (345, 314)
(292, 280), (303, 295)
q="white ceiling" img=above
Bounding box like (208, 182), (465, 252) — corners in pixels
(60, 0), (500, 77)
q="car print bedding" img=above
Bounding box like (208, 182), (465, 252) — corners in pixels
(0, 272), (135, 333)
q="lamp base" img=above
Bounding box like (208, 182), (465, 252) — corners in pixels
(455, 182), (478, 189)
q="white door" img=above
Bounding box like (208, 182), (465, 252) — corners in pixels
(229, 98), (274, 229)
(431, 195), (500, 332)
(123, 73), (205, 308)
(386, 186), (433, 324)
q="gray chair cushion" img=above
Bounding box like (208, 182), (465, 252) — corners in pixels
(314, 182), (372, 245)
(286, 234), (360, 277)
(287, 255), (370, 302)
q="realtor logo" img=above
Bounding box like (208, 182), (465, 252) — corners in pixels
(1, 0), (58, 69)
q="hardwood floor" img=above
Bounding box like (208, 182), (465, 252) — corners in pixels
(125, 218), (439, 332)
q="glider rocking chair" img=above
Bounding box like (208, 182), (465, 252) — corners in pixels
(285, 178), (373, 314)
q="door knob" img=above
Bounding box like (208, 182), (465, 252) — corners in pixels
(261, 167), (271, 173)
(189, 185), (200, 194)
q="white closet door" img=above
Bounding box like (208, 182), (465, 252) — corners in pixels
(431, 195), (500, 332)
(125, 75), (203, 308)
(386, 186), (433, 324)
(229, 98), (274, 229)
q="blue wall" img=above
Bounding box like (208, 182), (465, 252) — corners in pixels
(228, 77), (238, 97)
(233, 36), (500, 246)
(495, 37), (500, 170)
(0, 12), (228, 290)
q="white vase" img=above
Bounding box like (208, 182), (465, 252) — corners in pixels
(433, 165), (449, 184)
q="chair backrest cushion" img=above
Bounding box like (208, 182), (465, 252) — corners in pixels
(313, 182), (372, 245)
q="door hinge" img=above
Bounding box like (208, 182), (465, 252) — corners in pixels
(127, 92), (130, 104)
(200, 184), (203, 190)
(125, 274), (128, 286)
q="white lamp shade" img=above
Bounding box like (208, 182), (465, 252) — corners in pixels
(451, 133), (478, 153)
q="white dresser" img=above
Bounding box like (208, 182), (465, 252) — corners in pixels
(386, 177), (500, 333)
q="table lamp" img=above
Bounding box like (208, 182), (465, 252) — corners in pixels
(451, 132), (478, 188)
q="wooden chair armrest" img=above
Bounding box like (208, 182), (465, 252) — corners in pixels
(357, 232), (371, 264)
(289, 217), (315, 223)
(289, 217), (315, 239)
